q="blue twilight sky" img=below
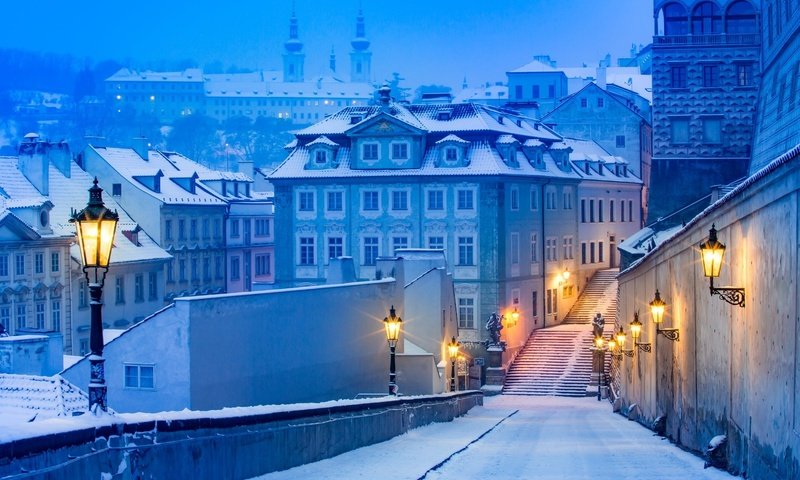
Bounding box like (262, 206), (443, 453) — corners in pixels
(0, 0), (653, 88)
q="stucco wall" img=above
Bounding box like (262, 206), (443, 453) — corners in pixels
(616, 153), (800, 478)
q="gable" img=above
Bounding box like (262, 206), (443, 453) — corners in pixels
(0, 212), (40, 242)
(346, 112), (426, 138)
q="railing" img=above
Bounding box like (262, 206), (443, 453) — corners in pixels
(654, 33), (760, 46)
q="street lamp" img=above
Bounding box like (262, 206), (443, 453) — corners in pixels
(447, 336), (460, 392)
(616, 325), (633, 358)
(593, 334), (606, 401)
(650, 289), (679, 341)
(629, 311), (651, 354)
(699, 224), (745, 307)
(383, 305), (402, 396)
(70, 178), (119, 412)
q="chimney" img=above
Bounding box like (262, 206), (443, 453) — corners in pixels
(378, 83), (391, 110)
(238, 157), (255, 180)
(132, 137), (149, 160)
(596, 66), (607, 90)
(327, 257), (357, 284)
(49, 141), (72, 178)
(17, 135), (49, 196)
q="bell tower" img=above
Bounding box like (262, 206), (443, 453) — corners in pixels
(349, 8), (372, 83)
(282, 7), (305, 82)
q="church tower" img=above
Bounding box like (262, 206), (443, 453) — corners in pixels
(282, 8), (305, 82)
(349, 8), (372, 83)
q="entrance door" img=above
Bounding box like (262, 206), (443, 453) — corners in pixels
(609, 236), (617, 268)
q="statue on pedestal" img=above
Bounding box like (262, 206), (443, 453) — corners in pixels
(485, 312), (505, 350)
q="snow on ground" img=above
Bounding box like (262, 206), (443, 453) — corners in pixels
(253, 395), (737, 480)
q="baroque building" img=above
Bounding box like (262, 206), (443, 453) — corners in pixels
(269, 87), (642, 354)
(106, 9), (374, 125)
(649, 0), (760, 222)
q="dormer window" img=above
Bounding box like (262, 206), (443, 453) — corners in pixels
(436, 109), (452, 121)
(362, 143), (379, 161)
(315, 150), (328, 164)
(390, 142), (409, 160)
(350, 115), (363, 124)
(445, 147), (458, 162)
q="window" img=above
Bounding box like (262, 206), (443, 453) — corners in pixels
(580, 98), (588, 108)
(328, 236), (343, 259)
(255, 254), (271, 276)
(214, 219), (221, 239)
(363, 237), (379, 266)
(16, 304), (26, 330)
(458, 298), (475, 329)
(299, 237), (315, 265)
(563, 237), (574, 260)
(548, 85), (555, 98)
(179, 259), (186, 282)
(362, 143), (379, 161)
(670, 65), (687, 89)
(546, 189), (556, 210)
(79, 339), (88, 356)
(0, 306), (9, 331)
(581, 243), (587, 264)
(530, 233), (538, 262)
(428, 236), (444, 251)
(702, 118), (722, 144)
(427, 190), (444, 211)
(597, 97), (604, 107)
(165, 220), (172, 240)
(616, 135), (625, 148)
(0, 255), (7, 277)
(191, 257), (198, 281)
(115, 277), (125, 304)
(598, 200), (604, 223)
(589, 200), (595, 222)
(124, 364), (154, 389)
(167, 260), (175, 283)
(392, 236), (409, 255)
(562, 189), (573, 210)
(546, 288), (557, 315)
(457, 237), (474, 265)
(51, 252), (59, 273)
(726, 1), (757, 34)
(610, 200), (616, 222)
(736, 64), (754, 87)
(215, 256), (223, 279)
(692, 1), (721, 34)
(230, 219), (240, 238)
(514, 85), (523, 99)
(203, 219), (210, 239)
(255, 219), (270, 236)
(581, 199), (586, 223)
(327, 191), (343, 212)
(314, 150), (327, 164)
(510, 187), (519, 210)
(671, 118), (690, 144)
(629, 200), (634, 223)
(178, 219), (186, 240)
(511, 233), (520, 264)
(599, 242), (605, 263)
(457, 189), (474, 210)
(362, 191), (379, 211)
(135, 274), (144, 302)
(391, 190), (408, 211)
(620, 200), (626, 222)
(149, 272), (158, 300)
(230, 256), (240, 280)
(112, 183), (122, 196)
(203, 257), (211, 281)
(35, 302), (45, 330)
(546, 237), (558, 261)
(299, 191), (315, 212)
(702, 65), (720, 88)
(530, 187), (538, 210)
(51, 300), (60, 332)
(391, 142), (409, 160)
(590, 242), (596, 263)
(445, 147), (458, 162)
(34, 252), (43, 274)
(15, 254), (24, 276)
(663, 3), (689, 35)
(531, 85), (540, 97)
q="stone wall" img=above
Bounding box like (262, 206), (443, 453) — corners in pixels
(0, 392), (482, 479)
(616, 148), (800, 478)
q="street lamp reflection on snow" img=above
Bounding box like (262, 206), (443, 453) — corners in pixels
(447, 336), (460, 392)
(70, 178), (119, 413)
(383, 305), (402, 396)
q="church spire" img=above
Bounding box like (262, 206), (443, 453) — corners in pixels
(349, 5), (372, 83)
(330, 46), (336, 72)
(282, 4), (305, 82)
(284, 4), (303, 53)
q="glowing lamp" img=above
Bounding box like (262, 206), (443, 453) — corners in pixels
(629, 312), (643, 342)
(383, 305), (402, 348)
(447, 336), (460, 361)
(650, 289), (666, 325)
(699, 224), (725, 278)
(70, 178), (119, 274)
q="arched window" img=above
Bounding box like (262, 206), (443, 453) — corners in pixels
(692, 1), (722, 34)
(726, 1), (757, 34)
(663, 3), (689, 35)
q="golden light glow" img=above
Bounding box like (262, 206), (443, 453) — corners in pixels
(507, 307), (520, 327)
(383, 305), (402, 346)
(447, 336), (460, 360)
(630, 312), (643, 342)
(562, 270), (570, 281)
(607, 338), (617, 351)
(71, 180), (119, 270)
(594, 335), (605, 349)
(650, 290), (666, 324)
(615, 326), (626, 348)
(699, 225), (725, 278)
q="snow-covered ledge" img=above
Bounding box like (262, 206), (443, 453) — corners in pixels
(0, 391), (483, 478)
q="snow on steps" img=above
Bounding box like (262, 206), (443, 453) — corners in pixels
(502, 269), (618, 397)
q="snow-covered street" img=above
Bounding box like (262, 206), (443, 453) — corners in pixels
(254, 395), (736, 480)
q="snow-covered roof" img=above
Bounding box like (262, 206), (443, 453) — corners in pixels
(307, 136), (339, 148)
(435, 134), (469, 145)
(452, 84), (508, 103)
(509, 59), (561, 73)
(0, 373), (88, 420)
(560, 66), (652, 102)
(107, 68), (204, 83)
(0, 157), (49, 211)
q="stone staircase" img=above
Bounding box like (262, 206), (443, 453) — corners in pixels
(502, 269), (618, 397)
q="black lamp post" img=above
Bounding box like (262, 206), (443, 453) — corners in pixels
(383, 305), (402, 396)
(447, 336), (460, 392)
(70, 178), (119, 413)
(593, 335), (606, 401)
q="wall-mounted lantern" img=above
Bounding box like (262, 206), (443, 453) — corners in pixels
(650, 289), (679, 341)
(630, 311), (651, 353)
(616, 325), (634, 358)
(699, 224), (745, 307)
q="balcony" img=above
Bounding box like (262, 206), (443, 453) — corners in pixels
(654, 33), (760, 47)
